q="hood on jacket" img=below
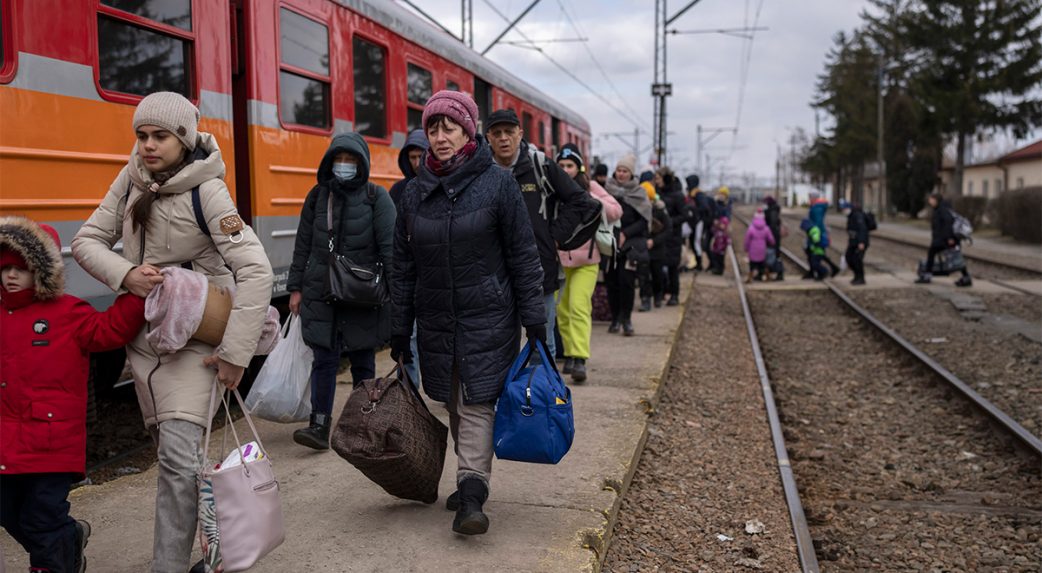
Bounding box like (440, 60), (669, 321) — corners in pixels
(318, 132), (371, 188)
(397, 129), (430, 179)
(0, 216), (64, 300)
(128, 132), (225, 195)
(685, 174), (700, 191)
(752, 216), (768, 230)
(809, 201), (828, 227)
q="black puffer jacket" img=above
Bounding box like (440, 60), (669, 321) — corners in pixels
(392, 137), (545, 405)
(930, 199), (956, 247)
(847, 207), (870, 248)
(764, 199), (782, 244)
(648, 200), (673, 263)
(660, 179), (687, 265)
(287, 133), (395, 351)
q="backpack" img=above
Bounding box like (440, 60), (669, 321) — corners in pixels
(951, 210), (973, 243)
(865, 211), (878, 232)
(530, 148), (603, 252)
(593, 213), (620, 257)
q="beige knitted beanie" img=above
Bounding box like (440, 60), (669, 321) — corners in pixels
(133, 92), (200, 151)
(617, 152), (637, 174)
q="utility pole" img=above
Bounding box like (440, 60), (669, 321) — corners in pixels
(652, 0), (669, 165)
(876, 57), (887, 219)
(461, 0), (473, 48)
(696, 125), (737, 176)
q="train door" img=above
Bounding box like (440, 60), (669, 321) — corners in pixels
(474, 76), (492, 128)
(230, 0), (253, 223)
(551, 116), (561, 155)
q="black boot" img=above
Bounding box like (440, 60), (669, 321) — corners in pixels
(638, 297), (651, 312)
(293, 413), (331, 450)
(653, 295), (663, 308)
(452, 478), (490, 535)
(446, 490), (460, 511)
(562, 357), (575, 375)
(608, 321), (621, 334)
(955, 275), (972, 287)
(623, 322), (635, 337)
(571, 358), (587, 383)
(74, 520), (91, 573)
(189, 560), (206, 573)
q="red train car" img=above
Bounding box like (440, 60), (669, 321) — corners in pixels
(0, 0), (591, 303)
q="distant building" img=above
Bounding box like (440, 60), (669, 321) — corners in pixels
(938, 139), (1042, 197)
(787, 183), (834, 207)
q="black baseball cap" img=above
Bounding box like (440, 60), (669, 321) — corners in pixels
(485, 109), (521, 131)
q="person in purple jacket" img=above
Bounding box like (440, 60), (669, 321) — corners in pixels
(743, 210), (776, 282)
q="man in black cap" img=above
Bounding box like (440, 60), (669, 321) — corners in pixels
(486, 108), (597, 357)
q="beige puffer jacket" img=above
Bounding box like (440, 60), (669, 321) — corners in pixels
(72, 133), (273, 428)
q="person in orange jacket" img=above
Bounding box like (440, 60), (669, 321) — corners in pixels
(1, 216), (146, 573)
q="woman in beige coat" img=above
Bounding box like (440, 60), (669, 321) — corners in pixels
(72, 92), (273, 573)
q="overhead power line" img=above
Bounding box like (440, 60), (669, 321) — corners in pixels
(481, 0), (648, 132)
(728, 0), (766, 161)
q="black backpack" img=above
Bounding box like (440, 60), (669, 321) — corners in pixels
(530, 148), (603, 252)
(865, 211), (878, 232)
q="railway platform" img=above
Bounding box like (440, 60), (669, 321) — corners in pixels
(1, 283), (689, 573)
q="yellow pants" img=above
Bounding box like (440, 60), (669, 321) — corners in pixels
(556, 264), (599, 360)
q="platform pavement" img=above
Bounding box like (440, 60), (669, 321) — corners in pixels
(1, 280), (690, 573)
(797, 209), (1042, 272)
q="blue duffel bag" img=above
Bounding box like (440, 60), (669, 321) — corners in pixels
(494, 339), (574, 464)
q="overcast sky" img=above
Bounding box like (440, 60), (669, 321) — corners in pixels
(402, 0), (867, 185)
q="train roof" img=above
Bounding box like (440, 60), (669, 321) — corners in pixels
(337, 0), (590, 133)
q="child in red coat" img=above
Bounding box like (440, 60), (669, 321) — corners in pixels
(0, 216), (146, 573)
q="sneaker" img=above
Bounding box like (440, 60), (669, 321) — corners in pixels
(571, 359), (587, 383)
(608, 322), (621, 334)
(562, 357), (574, 375)
(955, 275), (972, 287)
(74, 520), (91, 573)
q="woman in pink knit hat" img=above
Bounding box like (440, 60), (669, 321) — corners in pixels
(389, 91), (546, 535)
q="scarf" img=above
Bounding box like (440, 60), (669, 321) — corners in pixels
(143, 156), (190, 194)
(0, 286), (36, 310)
(424, 140), (478, 177)
(605, 177), (652, 222)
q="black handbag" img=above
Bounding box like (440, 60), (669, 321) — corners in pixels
(323, 191), (389, 308)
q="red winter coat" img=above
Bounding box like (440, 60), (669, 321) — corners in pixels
(0, 292), (145, 476)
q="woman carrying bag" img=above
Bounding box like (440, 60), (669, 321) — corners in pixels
(390, 91), (545, 536)
(72, 92), (274, 573)
(287, 133), (395, 450)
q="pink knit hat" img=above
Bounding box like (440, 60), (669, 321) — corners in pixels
(421, 90), (478, 139)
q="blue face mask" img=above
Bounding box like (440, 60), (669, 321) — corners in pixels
(332, 162), (357, 182)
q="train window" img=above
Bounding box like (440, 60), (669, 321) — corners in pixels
(278, 8), (330, 129)
(537, 121), (545, 145)
(280, 8), (328, 76)
(522, 112), (533, 141)
(406, 63), (432, 132)
(97, 15), (191, 97)
(102, 0), (191, 31)
(447, 80), (460, 92)
(279, 72), (330, 129)
(353, 36), (387, 139)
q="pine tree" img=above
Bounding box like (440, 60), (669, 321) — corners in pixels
(904, 0), (1042, 196)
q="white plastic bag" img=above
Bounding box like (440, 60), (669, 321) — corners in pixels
(244, 315), (313, 422)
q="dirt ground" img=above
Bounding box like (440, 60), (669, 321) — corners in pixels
(604, 274), (801, 573)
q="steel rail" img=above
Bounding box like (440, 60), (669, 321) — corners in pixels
(726, 245), (821, 573)
(739, 210), (1042, 457)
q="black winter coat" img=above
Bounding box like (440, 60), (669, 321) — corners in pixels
(764, 202), (782, 244)
(660, 182), (687, 265)
(509, 141), (589, 295)
(846, 208), (870, 248)
(392, 137), (545, 405)
(287, 133), (395, 352)
(617, 203), (650, 263)
(930, 200), (956, 247)
(648, 202), (673, 263)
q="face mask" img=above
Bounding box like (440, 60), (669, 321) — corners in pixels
(332, 163), (357, 181)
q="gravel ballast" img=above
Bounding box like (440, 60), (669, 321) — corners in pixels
(604, 274), (801, 573)
(750, 289), (1042, 572)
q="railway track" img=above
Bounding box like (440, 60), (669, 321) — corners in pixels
(730, 212), (1041, 570)
(734, 212), (1042, 456)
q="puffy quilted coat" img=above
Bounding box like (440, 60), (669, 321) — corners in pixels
(392, 137), (545, 405)
(1, 216), (145, 476)
(660, 180), (688, 265)
(930, 199), (956, 247)
(287, 133), (394, 351)
(73, 133), (273, 428)
(743, 215), (776, 263)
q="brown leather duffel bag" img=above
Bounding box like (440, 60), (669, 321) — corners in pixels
(330, 363), (448, 504)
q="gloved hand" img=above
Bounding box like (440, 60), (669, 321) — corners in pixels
(390, 335), (414, 365)
(525, 324), (547, 344)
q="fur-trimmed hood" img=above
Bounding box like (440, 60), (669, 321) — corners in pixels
(0, 216), (64, 300)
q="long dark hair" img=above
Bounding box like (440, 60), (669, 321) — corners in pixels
(130, 148), (191, 231)
(573, 171), (591, 192)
